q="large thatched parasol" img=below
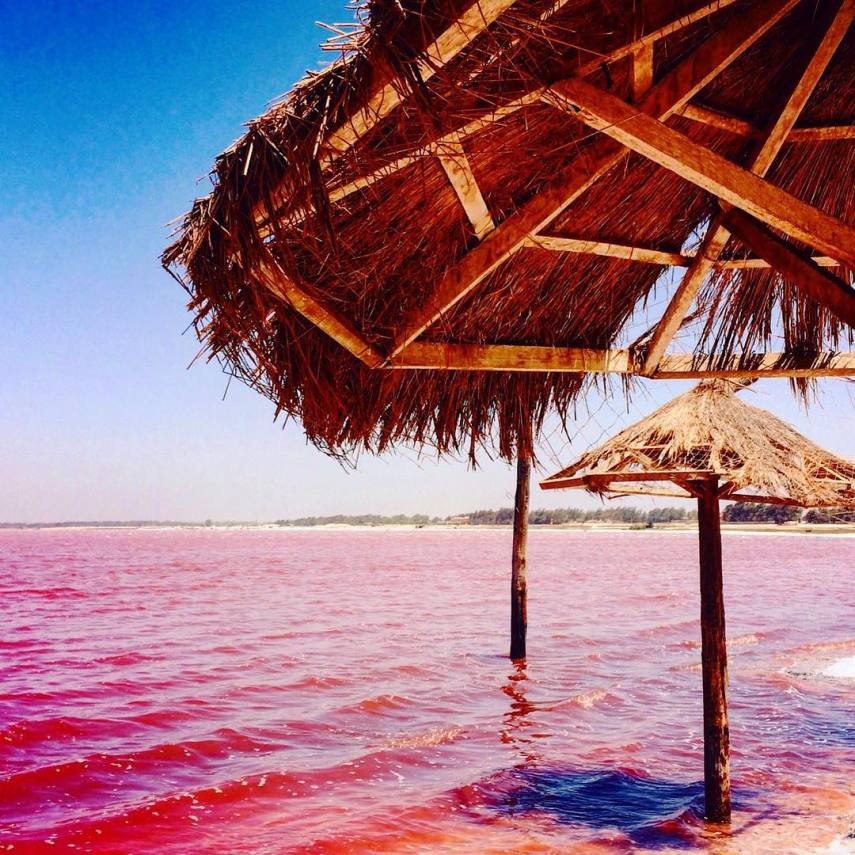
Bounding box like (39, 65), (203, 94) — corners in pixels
(541, 380), (855, 821)
(164, 0), (855, 658)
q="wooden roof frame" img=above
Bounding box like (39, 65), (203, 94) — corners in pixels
(249, 0), (855, 381)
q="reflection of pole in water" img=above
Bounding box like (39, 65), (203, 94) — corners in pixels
(500, 660), (542, 766)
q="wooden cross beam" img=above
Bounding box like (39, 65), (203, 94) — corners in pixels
(527, 234), (839, 268)
(387, 0), (799, 357)
(679, 103), (855, 143)
(388, 342), (855, 377)
(639, 0), (855, 372)
(255, 259), (383, 367)
(436, 134), (496, 238)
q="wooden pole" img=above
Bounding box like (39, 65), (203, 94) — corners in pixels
(695, 477), (731, 823)
(510, 454), (531, 660)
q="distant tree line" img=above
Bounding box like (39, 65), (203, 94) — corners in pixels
(721, 502), (855, 524)
(274, 506), (697, 527)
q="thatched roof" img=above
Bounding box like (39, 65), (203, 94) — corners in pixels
(163, 0), (855, 462)
(540, 380), (855, 507)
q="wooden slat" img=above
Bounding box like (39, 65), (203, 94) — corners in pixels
(436, 135), (495, 238)
(528, 234), (689, 265)
(388, 0), (797, 355)
(723, 209), (855, 329)
(653, 352), (855, 378)
(631, 42), (654, 102)
(678, 102), (762, 138)
(640, 0), (855, 371)
(541, 470), (716, 490)
(388, 342), (855, 377)
(790, 124), (855, 141)
(679, 102), (855, 143)
(255, 260), (383, 366)
(390, 342), (633, 372)
(528, 234), (838, 269)
(719, 255), (839, 269)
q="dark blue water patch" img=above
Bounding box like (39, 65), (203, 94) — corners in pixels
(464, 766), (723, 849)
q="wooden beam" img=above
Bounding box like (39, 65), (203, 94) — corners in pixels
(391, 342), (634, 372)
(549, 78), (855, 267)
(631, 0), (855, 370)
(631, 42), (654, 102)
(528, 234), (838, 269)
(678, 102), (762, 138)
(719, 255), (838, 269)
(541, 470), (716, 490)
(723, 209), (855, 329)
(387, 0), (798, 355)
(388, 342), (855, 377)
(323, 0), (519, 158)
(679, 102), (855, 143)
(528, 234), (689, 266)
(255, 259), (383, 366)
(790, 124), (855, 141)
(652, 352), (855, 378)
(436, 134), (495, 238)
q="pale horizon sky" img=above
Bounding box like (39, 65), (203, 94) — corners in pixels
(3, 1), (854, 524)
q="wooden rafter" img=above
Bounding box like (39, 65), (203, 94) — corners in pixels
(639, 0), (855, 372)
(392, 342), (633, 372)
(631, 42), (654, 102)
(387, 0), (798, 357)
(679, 103), (855, 142)
(255, 259), (383, 367)
(527, 234), (688, 265)
(436, 134), (495, 237)
(790, 124), (855, 141)
(652, 352), (855, 378)
(388, 342), (855, 377)
(723, 209), (855, 329)
(541, 470), (716, 490)
(527, 234), (839, 268)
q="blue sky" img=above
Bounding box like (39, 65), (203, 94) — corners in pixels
(2, 0), (853, 522)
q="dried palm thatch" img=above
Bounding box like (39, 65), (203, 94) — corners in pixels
(541, 380), (855, 507)
(162, 0), (855, 463)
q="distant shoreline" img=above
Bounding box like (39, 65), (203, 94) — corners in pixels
(3, 522), (855, 536)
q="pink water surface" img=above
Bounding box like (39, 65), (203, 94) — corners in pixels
(1, 528), (853, 854)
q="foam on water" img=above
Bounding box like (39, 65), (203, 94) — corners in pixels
(823, 657), (855, 679)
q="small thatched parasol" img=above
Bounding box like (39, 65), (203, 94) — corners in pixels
(540, 379), (855, 506)
(540, 380), (855, 822)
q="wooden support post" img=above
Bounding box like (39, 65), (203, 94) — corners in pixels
(695, 477), (731, 823)
(510, 454), (531, 660)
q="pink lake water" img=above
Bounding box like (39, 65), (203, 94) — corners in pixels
(1, 528), (853, 854)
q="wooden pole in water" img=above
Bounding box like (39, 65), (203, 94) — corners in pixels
(695, 476), (731, 823)
(510, 453), (531, 660)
